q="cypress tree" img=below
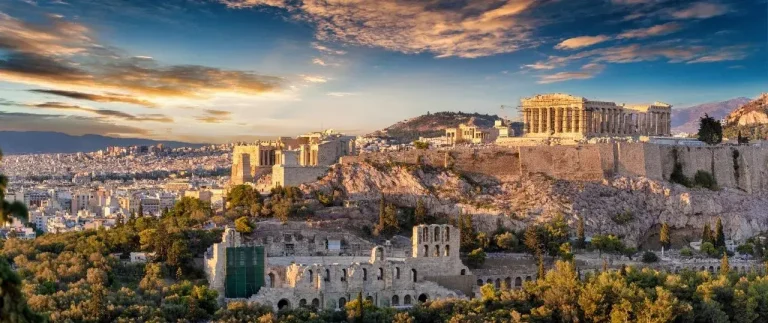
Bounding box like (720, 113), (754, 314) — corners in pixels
(702, 223), (712, 244)
(537, 254), (545, 279)
(577, 217), (585, 249)
(715, 218), (725, 248)
(720, 252), (730, 276)
(660, 222), (670, 249)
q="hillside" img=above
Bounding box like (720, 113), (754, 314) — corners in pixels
(373, 112), (521, 142)
(0, 131), (205, 154)
(671, 97), (751, 133)
(723, 93), (768, 139)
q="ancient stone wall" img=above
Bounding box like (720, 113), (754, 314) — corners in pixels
(272, 165), (329, 188)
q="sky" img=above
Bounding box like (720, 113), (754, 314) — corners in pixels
(0, 0), (765, 143)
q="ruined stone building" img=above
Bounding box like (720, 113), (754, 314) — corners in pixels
(206, 224), (487, 311)
(519, 93), (672, 139)
(230, 130), (356, 187)
(445, 118), (511, 146)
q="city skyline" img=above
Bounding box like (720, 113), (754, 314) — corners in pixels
(0, 0), (765, 143)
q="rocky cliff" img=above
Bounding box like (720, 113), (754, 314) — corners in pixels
(304, 161), (768, 247)
(723, 93), (768, 139)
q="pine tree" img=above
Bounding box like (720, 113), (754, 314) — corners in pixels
(715, 218), (725, 248)
(720, 252), (729, 276)
(660, 222), (671, 249)
(414, 198), (426, 225)
(577, 217), (585, 249)
(702, 223), (712, 244)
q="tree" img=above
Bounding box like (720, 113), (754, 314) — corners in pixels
(414, 198), (427, 225)
(392, 312), (415, 323)
(660, 222), (670, 257)
(591, 234), (625, 257)
(698, 113), (723, 145)
(495, 232), (518, 250)
(577, 217), (586, 249)
(376, 203), (399, 236)
(467, 248), (486, 268)
(702, 223), (713, 244)
(642, 251), (659, 263)
(701, 242), (716, 256)
(737, 130), (750, 145)
(715, 218), (725, 248)
(537, 254), (545, 279)
(167, 240), (191, 268)
(235, 216), (254, 234)
(0, 257), (43, 322)
(138, 202), (144, 218)
(1, 150), (28, 225)
(458, 213), (476, 251)
(228, 185), (262, 210)
(720, 252), (730, 276)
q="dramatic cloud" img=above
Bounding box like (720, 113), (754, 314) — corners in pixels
(222, 0), (539, 58)
(618, 22), (682, 39)
(0, 11), (286, 102)
(0, 111), (150, 136)
(555, 35), (611, 50)
(538, 63), (605, 84)
(28, 89), (157, 107)
(26, 101), (173, 122)
(671, 2), (729, 19)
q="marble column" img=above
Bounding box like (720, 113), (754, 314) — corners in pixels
(523, 108), (529, 134)
(539, 108), (545, 134)
(554, 107), (562, 133)
(579, 109), (586, 135)
(571, 108), (577, 133)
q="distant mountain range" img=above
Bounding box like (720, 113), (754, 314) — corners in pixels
(372, 111), (523, 142)
(671, 97), (751, 133)
(0, 131), (205, 155)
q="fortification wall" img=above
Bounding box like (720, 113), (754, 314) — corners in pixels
(344, 144), (768, 193)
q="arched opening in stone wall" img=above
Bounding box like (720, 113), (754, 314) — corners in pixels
(308, 270), (313, 283)
(299, 299), (307, 307)
(376, 247), (384, 261)
(404, 295), (412, 305)
(363, 268), (368, 281)
(434, 227), (440, 241)
(325, 269), (330, 282)
(445, 245), (450, 257)
(392, 295), (399, 306)
(424, 245), (429, 257)
(515, 277), (522, 288)
(434, 245), (440, 257)
(460, 269), (465, 275)
(412, 269), (417, 282)
(366, 296), (374, 304)
(477, 279), (483, 286)
(311, 298), (320, 308)
(378, 267), (384, 280)
(341, 269), (348, 281)
(525, 276), (532, 281)
(505, 277), (511, 289)
(445, 227), (450, 241)
(423, 227), (429, 241)
(418, 294), (428, 303)
(709, 266), (714, 273)
(338, 297), (346, 309)
(268, 272), (276, 288)
(486, 279), (492, 285)
(395, 267), (401, 279)
(277, 299), (291, 310)
(495, 278), (501, 289)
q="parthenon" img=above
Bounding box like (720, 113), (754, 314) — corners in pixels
(520, 93), (672, 138)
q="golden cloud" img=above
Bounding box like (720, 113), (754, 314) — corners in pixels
(555, 35), (611, 50)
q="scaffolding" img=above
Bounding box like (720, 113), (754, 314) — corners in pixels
(225, 246), (265, 298)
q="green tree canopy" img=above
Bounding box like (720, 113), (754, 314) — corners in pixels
(698, 113), (723, 145)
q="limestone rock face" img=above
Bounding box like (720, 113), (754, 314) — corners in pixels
(304, 162), (768, 247)
(726, 93), (768, 126)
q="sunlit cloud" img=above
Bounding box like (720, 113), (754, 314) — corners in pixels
(523, 62), (556, 70)
(312, 58), (327, 66)
(25, 101), (174, 122)
(222, 0), (540, 58)
(555, 35), (611, 50)
(301, 75), (328, 83)
(28, 89), (157, 107)
(618, 22), (682, 39)
(0, 111), (151, 137)
(671, 2), (729, 19)
(327, 92), (359, 97)
(537, 63), (605, 84)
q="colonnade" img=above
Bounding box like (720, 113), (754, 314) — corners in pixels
(522, 106), (671, 137)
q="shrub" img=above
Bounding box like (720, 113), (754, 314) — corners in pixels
(466, 248), (486, 269)
(693, 170), (717, 190)
(642, 251), (659, 263)
(680, 247), (693, 257)
(701, 242), (716, 256)
(736, 243), (754, 256)
(611, 211), (634, 225)
(413, 141), (429, 149)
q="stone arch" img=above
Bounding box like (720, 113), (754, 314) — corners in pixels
(495, 278), (501, 289)
(424, 245), (429, 257)
(434, 245), (440, 257)
(404, 295), (412, 305)
(445, 226), (450, 240)
(392, 295), (399, 306)
(477, 279), (483, 286)
(700, 266), (705, 271)
(311, 298), (320, 308)
(363, 268), (368, 281)
(342, 268), (348, 281)
(277, 299), (291, 310)
(423, 227), (429, 241)
(376, 246), (385, 261)
(412, 268), (417, 282)
(308, 270), (313, 283)
(338, 297), (347, 309)
(709, 266), (714, 273)
(378, 267), (384, 280)
(325, 269), (330, 282)
(418, 294), (428, 303)
(515, 277), (522, 288)
(525, 276), (532, 281)
(268, 272), (276, 288)
(299, 299), (307, 307)
(461, 269), (466, 275)
(445, 245), (450, 257)
(395, 267), (401, 279)
(505, 277), (512, 289)
(486, 278), (492, 285)
(434, 227), (440, 241)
